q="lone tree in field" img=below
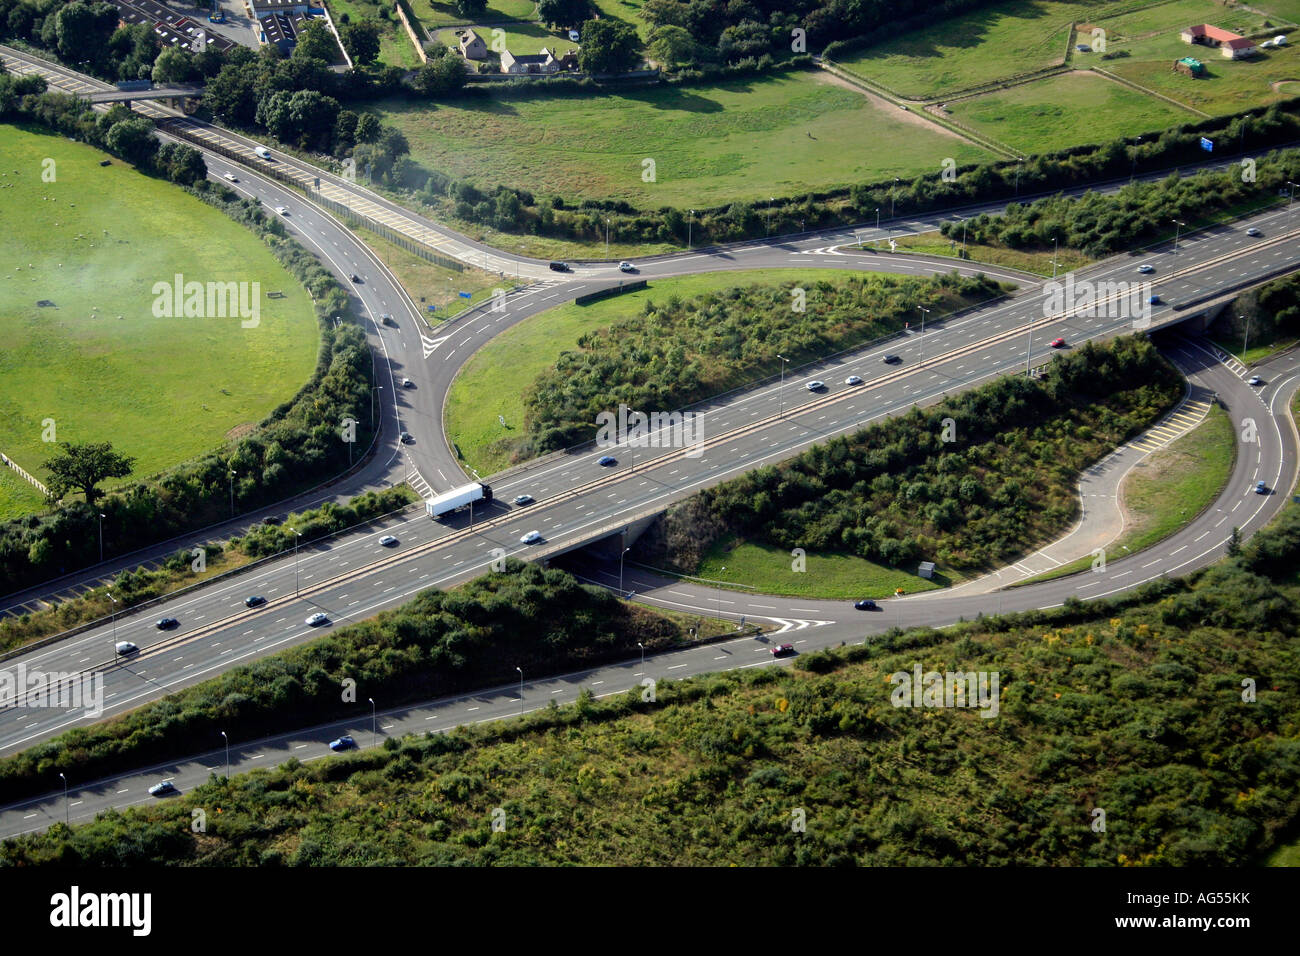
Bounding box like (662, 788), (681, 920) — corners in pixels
(42, 442), (135, 506)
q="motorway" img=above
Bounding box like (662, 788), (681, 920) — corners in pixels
(2, 45), (1300, 835)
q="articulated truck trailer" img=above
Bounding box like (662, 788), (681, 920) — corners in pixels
(425, 482), (492, 518)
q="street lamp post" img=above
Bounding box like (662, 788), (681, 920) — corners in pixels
(715, 567), (725, 621)
(1171, 219), (1185, 257)
(1288, 182), (1298, 216)
(777, 353), (790, 418)
(59, 772), (68, 825)
(918, 307), (931, 366)
(369, 697), (376, 748)
(290, 527), (301, 595)
(1130, 136), (1142, 183)
(370, 385), (384, 432)
(637, 641), (644, 668)
(97, 512), (105, 564)
(890, 177), (900, 223)
(107, 590), (118, 650)
(605, 217), (610, 257)
(220, 730), (229, 779)
(1052, 235), (1059, 279)
(1241, 310), (1253, 363)
(228, 471), (236, 518)
(959, 218), (968, 255)
(515, 666), (523, 714)
(766, 197), (774, 235)
(875, 207), (880, 232)
(688, 210), (694, 250)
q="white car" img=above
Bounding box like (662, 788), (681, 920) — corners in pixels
(513, 494), (534, 505)
(845, 375), (863, 386)
(401, 377), (413, 388)
(378, 535), (398, 547)
(1248, 376), (1264, 386)
(306, 612), (329, 626)
(520, 531), (542, 544)
(806, 380), (826, 391)
(1247, 227), (1262, 237)
(619, 261), (635, 272)
(115, 641), (138, 656)
(275, 206), (288, 216)
(1137, 264), (1154, 274)
(223, 172), (237, 182)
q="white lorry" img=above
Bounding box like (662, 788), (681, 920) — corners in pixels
(426, 482), (493, 518)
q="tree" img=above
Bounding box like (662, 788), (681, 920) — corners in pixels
(151, 46), (196, 84)
(647, 24), (698, 66)
(537, 0), (589, 28)
(454, 0), (487, 18)
(55, 2), (119, 69)
(43, 442), (136, 506)
(354, 112), (381, 143)
(577, 19), (641, 74)
(292, 19), (337, 64)
(341, 19), (381, 65)
(413, 53), (465, 96)
(105, 116), (157, 165)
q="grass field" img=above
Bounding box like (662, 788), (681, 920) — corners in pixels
(354, 226), (512, 316)
(444, 269), (870, 474)
(833, 0), (1079, 98)
(1016, 402), (1236, 585)
(432, 21), (575, 58)
(946, 70), (1197, 155)
(330, 0), (422, 68)
(881, 229), (1092, 275)
(372, 70), (990, 208)
(693, 534), (948, 601)
(418, 0), (539, 28)
(0, 124), (319, 519)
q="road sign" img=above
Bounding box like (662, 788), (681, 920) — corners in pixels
(427, 305), (437, 313)
(1200, 137), (1214, 152)
(458, 291), (472, 299)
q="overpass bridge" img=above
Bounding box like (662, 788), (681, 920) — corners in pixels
(82, 84), (205, 109)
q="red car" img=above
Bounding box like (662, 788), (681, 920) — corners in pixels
(1050, 337), (1066, 348)
(770, 643), (796, 657)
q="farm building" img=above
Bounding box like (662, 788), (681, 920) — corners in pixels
(1181, 24), (1257, 58)
(1174, 57), (1206, 76)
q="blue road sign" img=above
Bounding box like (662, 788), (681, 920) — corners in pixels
(458, 291), (472, 299)
(427, 305), (437, 312)
(1200, 137), (1214, 152)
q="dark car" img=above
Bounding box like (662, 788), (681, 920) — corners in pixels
(400, 431), (414, 444)
(381, 314), (398, 328)
(261, 515), (282, 526)
(329, 735), (356, 752)
(148, 781), (177, 797)
(854, 599), (879, 611)
(155, 617), (179, 630)
(549, 261), (571, 272)
(598, 455), (617, 466)
(1255, 481), (1269, 495)
(770, 643), (796, 657)
(883, 354), (902, 364)
(350, 274), (361, 283)
(244, 595), (266, 608)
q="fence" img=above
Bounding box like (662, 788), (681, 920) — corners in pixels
(1, 452), (48, 496)
(311, 193), (465, 272)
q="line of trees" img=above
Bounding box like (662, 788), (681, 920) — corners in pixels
(642, 336), (1183, 574)
(0, 561), (683, 805)
(0, 89), (376, 592)
(514, 271), (1006, 458)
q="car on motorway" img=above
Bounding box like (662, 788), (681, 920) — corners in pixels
(513, 494), (534, 505)
(381, 314), (398, 327)
(115, 641), (138, 656)
(401, 377), (413, 388)
(244, 595), (266, 608)
(1050, 337), (1066, 348)
(306, 612), (329, 627)
(520, 531), (542, 544)
(598, 455), (617, 466)
(148, 781), (178, 797)
(883, 354), (902, 364)
(1255, 480), (1269, 495)
(329, 735), (356, 752)
(549, 261), (571, 272)
(400, 431), (414, 444)
(845, 375), (863, 385)
(1137, 264), (1154, 274)
(619, 261), (636, 272)
(155, 617), (179, 630)
(223, 172), (237, 182)
(379, 535), (398, 547)
(854, 599), (879, 611)
(274, 205), (288, 216)
(261, 515), (282, 526)
(1248, 376), (1264, 386)
(1148, 294), (1161, 305)
(806, 380), (826, 391)
(350, 273), (361, 283)
(254, 146), (272, 160)
(770, 643), (796, 657)
(1247, 227), (1262, 237)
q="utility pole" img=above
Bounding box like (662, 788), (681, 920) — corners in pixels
(1171, 219), (1185, 257)
(918, 306), (931, 366)
(97, 512), (105, 564)
(777, 353), (790, 418)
